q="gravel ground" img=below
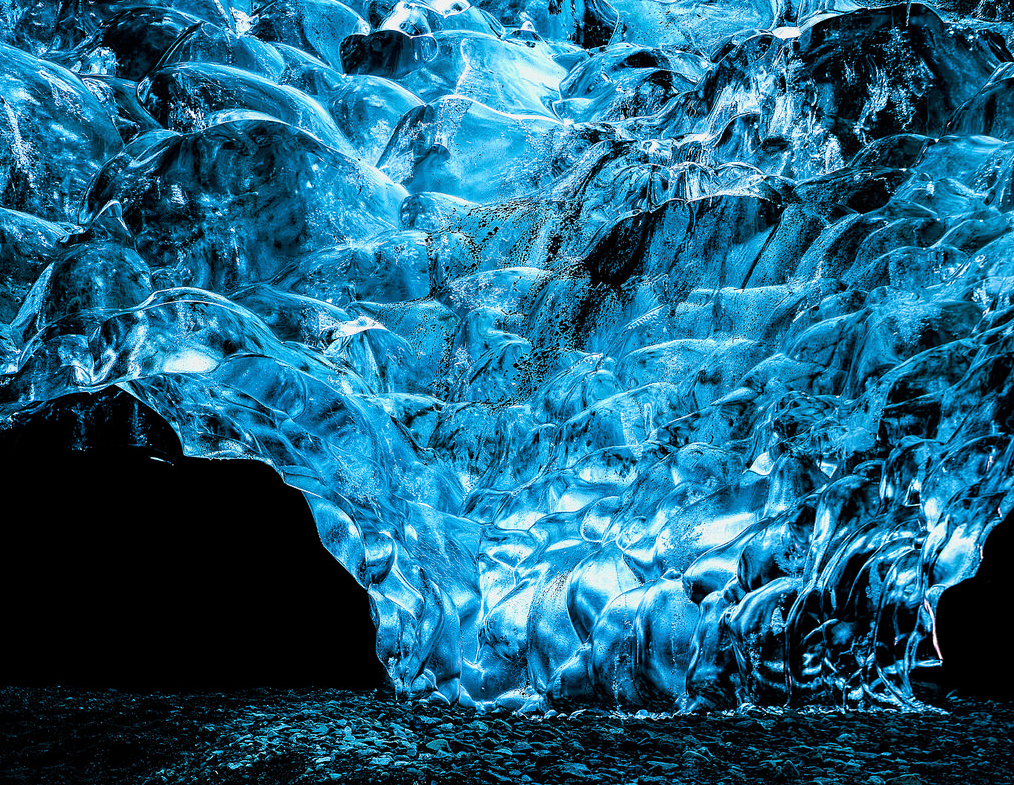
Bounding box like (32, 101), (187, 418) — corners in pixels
(3, 5), (1013, 785)
(2, 687), (1012, 784)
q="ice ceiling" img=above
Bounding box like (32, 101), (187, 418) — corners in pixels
(2, 0), (1014, 712)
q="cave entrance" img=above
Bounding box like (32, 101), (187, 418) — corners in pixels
(934, 510), (1014, 702)
(0, 389), (386, 691)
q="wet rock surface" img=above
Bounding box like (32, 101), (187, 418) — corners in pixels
(1, 687), (1012, 784)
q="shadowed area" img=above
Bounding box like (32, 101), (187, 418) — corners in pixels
(0, 390), (386, 691)
(936, 511), (1014, 701)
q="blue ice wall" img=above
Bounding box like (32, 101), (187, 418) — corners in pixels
(2, 0), (1013, 712)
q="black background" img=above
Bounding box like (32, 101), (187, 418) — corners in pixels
(0, 390), (386, 691)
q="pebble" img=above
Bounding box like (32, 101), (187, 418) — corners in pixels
(424, 738), (452, 754)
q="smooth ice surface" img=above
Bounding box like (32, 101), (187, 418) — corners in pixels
(3, 0), (1014, 711)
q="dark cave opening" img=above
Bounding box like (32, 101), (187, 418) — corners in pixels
(0, 389), (387, 691)
(935, 509), (1014, 701)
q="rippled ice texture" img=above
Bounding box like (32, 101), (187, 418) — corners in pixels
(3, 0), (1014, 712)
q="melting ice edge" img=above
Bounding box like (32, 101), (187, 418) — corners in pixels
(2, 0), (1014, 712)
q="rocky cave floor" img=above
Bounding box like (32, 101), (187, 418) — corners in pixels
(1, 686), (1012, 784)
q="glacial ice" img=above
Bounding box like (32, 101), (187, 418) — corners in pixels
(2, 0), (1014, 712)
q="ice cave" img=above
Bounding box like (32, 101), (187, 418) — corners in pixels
(2, 0), (1014, 710)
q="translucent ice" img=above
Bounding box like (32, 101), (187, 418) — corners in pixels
(251, 0), (370, 70)
(1, 43), (122, 221)
(82, 119), (405, 289)
(2, 0), (1014, 712)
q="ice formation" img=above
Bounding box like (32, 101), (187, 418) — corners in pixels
(2, 0), (1014, 711)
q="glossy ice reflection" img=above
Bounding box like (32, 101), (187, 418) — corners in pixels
(2, 0), (1014, 712)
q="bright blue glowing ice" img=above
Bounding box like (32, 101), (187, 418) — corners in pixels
(2, 0), (1014, 712)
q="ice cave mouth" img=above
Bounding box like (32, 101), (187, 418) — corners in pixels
(4, 0), (1014, 712)
(0, 390), (386, 691)
(935, 513), (1014, 702)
